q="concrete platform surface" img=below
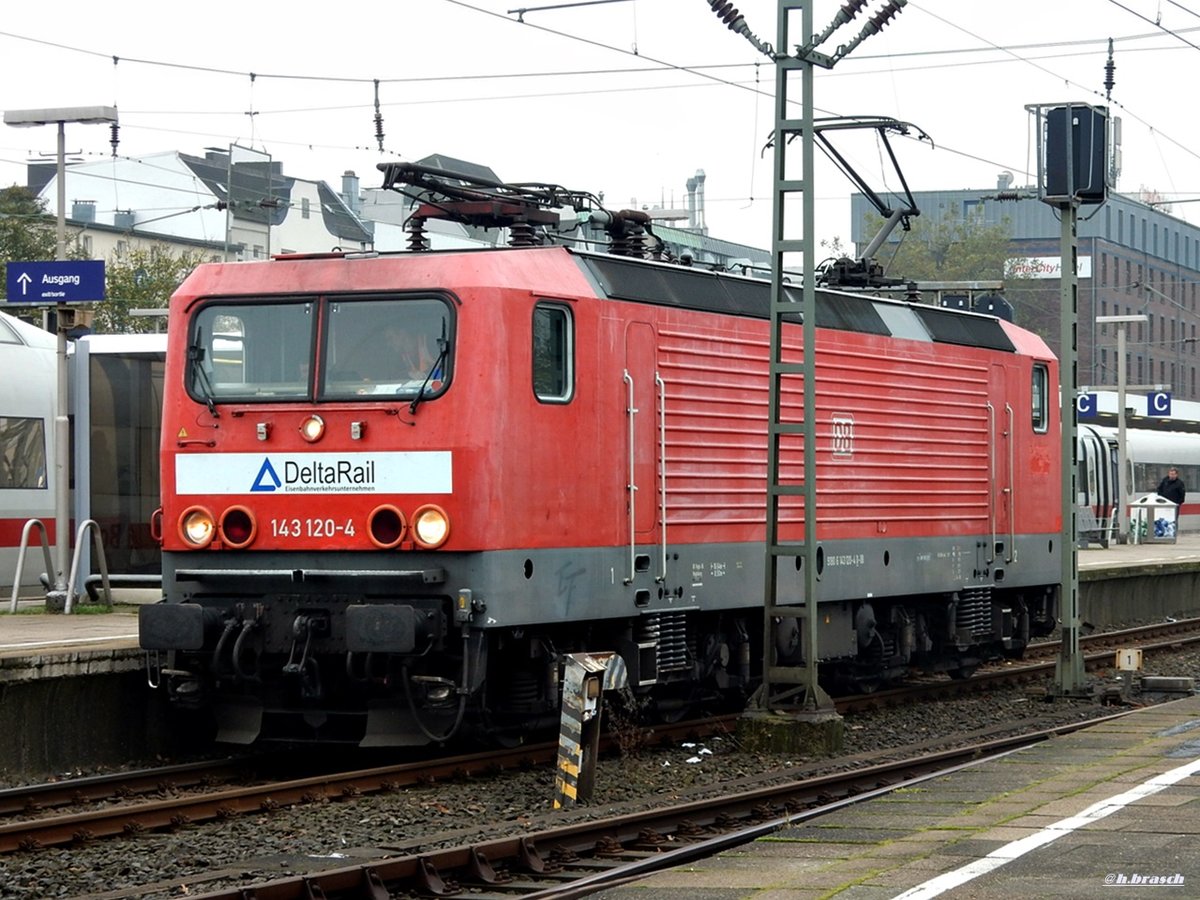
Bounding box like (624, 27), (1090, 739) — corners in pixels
(595, 695), (1200, 899)
(1078, 530), (1200, 571)
(0, 606), (140, 660)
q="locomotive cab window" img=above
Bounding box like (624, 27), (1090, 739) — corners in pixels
(186, 296), (453, 404)
(188, 301), (315, 402)
(533, 302), (573, 403)
(1032, 363), (1049, 433)
(322, 297), (451, 401)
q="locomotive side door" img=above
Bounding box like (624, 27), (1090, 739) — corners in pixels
(989, 364), (1014, 565)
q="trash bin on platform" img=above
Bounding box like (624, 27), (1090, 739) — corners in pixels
(1130, 493), (1178, 544)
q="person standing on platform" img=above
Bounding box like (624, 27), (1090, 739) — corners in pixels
(1157, 466), (1186, 505)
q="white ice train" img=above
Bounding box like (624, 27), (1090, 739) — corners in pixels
(1078, 423), (1200, 539)
(1, 310), (165, 596)
(0, 311), (58, 592)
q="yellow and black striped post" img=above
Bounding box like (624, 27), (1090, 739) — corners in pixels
(554, 651), (627, 808)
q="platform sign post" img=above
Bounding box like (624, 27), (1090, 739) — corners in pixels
(1095, 316), (1148, 544)
(4, 105), (117, 610)
(1056, 199), (1087, 695)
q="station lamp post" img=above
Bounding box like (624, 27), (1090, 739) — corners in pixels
(4, 106), (118, 603)
(1096, 313), (1148, 543)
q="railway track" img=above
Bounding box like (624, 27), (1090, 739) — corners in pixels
(0, 717), (722, 855)
(0, 745), (547, 854)
(1028, 617), (1200, 661)
(153, 712), (1138, 900)
(798, 619), (1200, 714)
(3, 620), (1194, 859)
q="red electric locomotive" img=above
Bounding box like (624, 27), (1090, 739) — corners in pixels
(140, 165), (1062, 746)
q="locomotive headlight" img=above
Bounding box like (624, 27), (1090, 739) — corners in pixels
(179, 506), (216, 548)
(299, 414), (325, 443)
(411, 504), (450, 549)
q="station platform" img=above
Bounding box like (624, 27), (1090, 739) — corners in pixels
(0, 605), (139, 659)
(598, 695), (1200, 899)
(0, 589), (149, 682)
(1078, 530), (1200, 574)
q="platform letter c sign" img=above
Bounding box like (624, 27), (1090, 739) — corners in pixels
(1076, 393), (1097, 417)
(1149, 391), (1172, 417)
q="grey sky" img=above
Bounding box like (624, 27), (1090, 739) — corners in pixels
(1, 1), (1194, 247)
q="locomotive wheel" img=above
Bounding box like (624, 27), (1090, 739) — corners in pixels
(949, 664), (978, 680)
(652, 684), (703, 724)
(489, 729), (527, 749)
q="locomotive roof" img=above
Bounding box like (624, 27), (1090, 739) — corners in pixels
(175, 245), (1027, 357)
(572, 250), (1018, 355)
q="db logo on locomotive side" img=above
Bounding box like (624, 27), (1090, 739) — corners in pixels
(832, 414), (855, 457)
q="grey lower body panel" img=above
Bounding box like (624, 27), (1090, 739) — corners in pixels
(159, 531), (1058, 629)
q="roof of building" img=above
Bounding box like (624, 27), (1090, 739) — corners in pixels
(178, 151), (372, 245)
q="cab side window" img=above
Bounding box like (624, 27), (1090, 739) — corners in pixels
(1032, 363), (1049, 433)
(533, 303), (574, 403)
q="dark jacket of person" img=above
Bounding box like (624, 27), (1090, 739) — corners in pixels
(1157, 475), (1187, 506)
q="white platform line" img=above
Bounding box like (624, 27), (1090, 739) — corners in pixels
(890, 756), (1200, 899)
(0, 635), (138, 651)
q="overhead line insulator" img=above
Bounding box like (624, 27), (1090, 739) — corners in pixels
(708, 1), (744, 30)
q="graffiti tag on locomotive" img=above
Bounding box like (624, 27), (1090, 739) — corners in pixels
(139, 164), (1061, 747)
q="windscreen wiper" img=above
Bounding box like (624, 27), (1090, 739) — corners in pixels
(187, 331), (219, 418)
(408, 343), (448, 416)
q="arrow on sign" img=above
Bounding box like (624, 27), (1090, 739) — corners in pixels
(16, 272), (31, 295)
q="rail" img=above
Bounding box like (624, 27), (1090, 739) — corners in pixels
(63, 519), (112, 614)
(8, 518), (54, 613)
(10, 517), (120, 613)
(84, 573), (161, 602)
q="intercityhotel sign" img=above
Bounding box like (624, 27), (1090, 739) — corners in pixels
(1005, 256), (1093, 279)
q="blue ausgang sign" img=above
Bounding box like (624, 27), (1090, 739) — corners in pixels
(5, 260), (106, 304)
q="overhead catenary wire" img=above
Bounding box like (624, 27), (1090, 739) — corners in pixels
(3, 2), (1200, 225)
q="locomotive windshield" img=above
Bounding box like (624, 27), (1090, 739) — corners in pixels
(186, 296), (452, 403)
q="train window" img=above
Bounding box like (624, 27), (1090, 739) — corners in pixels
(188, 301), (315, 402)
(0, 416), (47, 489)
(322, 297), (451, 401)
(533, 303), (573, 403)
(1031, 363), (1049, 432)
(0, 318), (22, 345)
